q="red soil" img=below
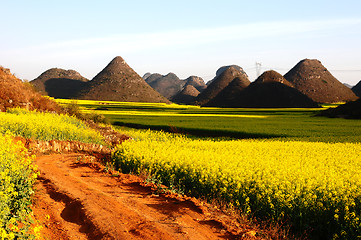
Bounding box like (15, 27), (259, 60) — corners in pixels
(32, 153), (262, 240)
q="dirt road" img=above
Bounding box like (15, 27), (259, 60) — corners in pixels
(33, 153), (258, 240)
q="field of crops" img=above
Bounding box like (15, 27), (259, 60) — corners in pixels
(59, 99), (361, 239)
(0, 108), (104, 144)
(0, 134), (40, 239)
(57, 99), (361, 143)
(112, 129), (361, 239)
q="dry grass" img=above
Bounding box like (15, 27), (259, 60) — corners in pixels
(0, 66), (60, 112)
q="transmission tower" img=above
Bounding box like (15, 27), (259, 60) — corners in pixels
(255, 62), (262, 78)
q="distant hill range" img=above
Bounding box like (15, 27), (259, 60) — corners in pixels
(29, 57), (358, 106)
(143, 73), (206, 100)
(31, 68), (88, 99)
(194, 65), (250, 106)
(352, 81), (361, 97)
(32, 57), (169, 103)
(284, 59), (358, 103)
(205, 70), (318, 108)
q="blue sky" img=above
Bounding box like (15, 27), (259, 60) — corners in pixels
(1, 0), (361, 84)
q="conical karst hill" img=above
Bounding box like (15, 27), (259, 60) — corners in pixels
(31, 68), (88, 99)
(194, 66), (249, 105)
(206, 65), (245, 86)
(144, 72), (184, 99)
(183, 76), (207, 92)
(254, 70), (294, 87)
(171, 85), (200, 104)
(204, 76), (250, 107)
(352, 81), (361, 97)
(206, 70), (318, 108)
(284, 59), (358, 103)
(77, 57), (170, 103)
(215, 65), (245, 79)
(144, 73), (162, 84)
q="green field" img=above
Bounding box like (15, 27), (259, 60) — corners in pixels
(57, 99), (361, 143)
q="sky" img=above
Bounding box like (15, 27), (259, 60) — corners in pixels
(1, 0), (361, 85)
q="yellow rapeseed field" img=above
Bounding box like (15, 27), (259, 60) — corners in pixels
(0, 108), (104, 144)
(113, 129), (361, 239)
(0, 134), (39, 239)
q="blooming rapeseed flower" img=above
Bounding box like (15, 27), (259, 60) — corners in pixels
(113, 128), (361, 239)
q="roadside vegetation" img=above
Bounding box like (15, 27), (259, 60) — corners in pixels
(0, 134), (40, 239)
(0, 108), (105, 144)
(0, 107), (107, 239)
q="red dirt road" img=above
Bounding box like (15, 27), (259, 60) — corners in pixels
(33, 153), (259, 240)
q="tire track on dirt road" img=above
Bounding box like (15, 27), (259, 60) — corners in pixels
(33, 153), (249, 240)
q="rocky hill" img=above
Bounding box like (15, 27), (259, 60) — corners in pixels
(144, 73), (184, 99)
(31, 68), (88, 99)
(206, 65), (245, 87)
(352, 81), (361, 97)
(142, 72), (152, 80)
(144, 73), (207, 100)
(215, 65), (245, 79)
(194, 66), (249, 106)
(254, 70), (294, 87)
(76, 57), (170, 103)
(171, 85), (200, 104)
(284, 59), (358, 103)
(0, 66), (59, 112)
(204, 77), (250, 107)
(206, 70), (318, 108)
(183, 76), (207, 92)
